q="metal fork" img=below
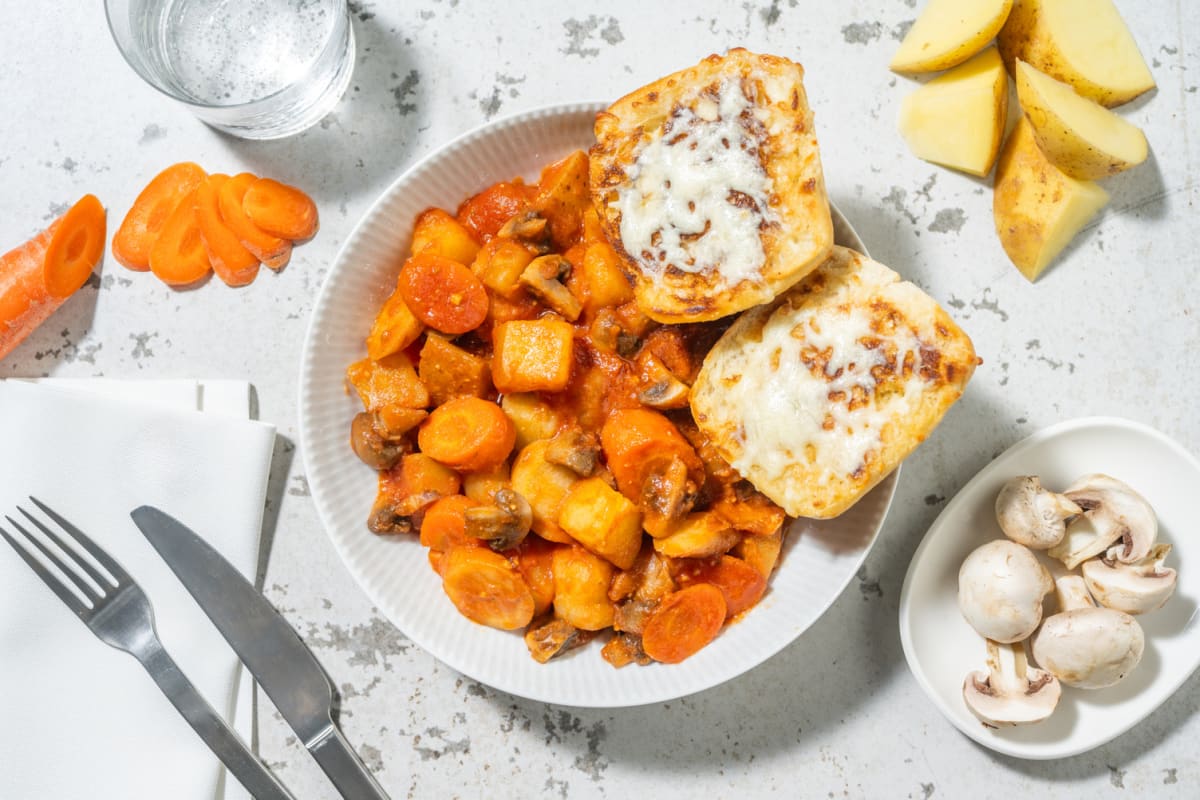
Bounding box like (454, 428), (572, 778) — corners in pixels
(0, 498), (294, 800)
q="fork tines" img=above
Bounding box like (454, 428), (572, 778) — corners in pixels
(0, 498), (121, 617)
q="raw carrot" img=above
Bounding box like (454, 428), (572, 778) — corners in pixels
(194, 174), (260, 287)
(218, 173), (292, 269)
(640, 584), (727, 663)
(0, 195), (106, 361)
(599, 409), (704, 502)
(675, 555), (767, 619)
(441, 546), (535, 630)
(419, 494), (480, 552)
(417, 396), (516, 473)
(112, 162), (206, 271)
(242, 177), (319, 240)
(397, 253), (489, 334)
(148, 188), (212, 286)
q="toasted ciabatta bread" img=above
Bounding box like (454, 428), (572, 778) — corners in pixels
(690, 246), (977, 518)
(590, 49), (833, 323)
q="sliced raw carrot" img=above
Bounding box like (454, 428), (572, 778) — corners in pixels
(419, 494), (480, 552)
(112, 162), (206, 271)
(417, 396), (516, 473)
(148, 188), (212, 286)
(0, 195), (106, 361)
(640, 584), (727, 663)
(441, 546), (535, 630)
(675, 555), (767, 619)
(242, 177), (319, 240)
(195, 174), (260, 287)
(218, 173), (292, 269)
(397, 253), (489, 334)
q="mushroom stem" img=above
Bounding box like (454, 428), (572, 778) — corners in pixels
(962, 639), (1061, 727)
(1054, 574), (1097, 612)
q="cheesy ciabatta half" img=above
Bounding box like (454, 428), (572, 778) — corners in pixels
(590, 49), (833, 323)
(690, 246), (977, 519)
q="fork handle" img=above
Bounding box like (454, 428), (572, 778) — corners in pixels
(135, 640), (294, 800)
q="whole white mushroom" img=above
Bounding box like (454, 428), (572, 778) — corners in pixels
(1032, 575), (1145, 689)
(958, 540), (1053, 643)
(995, 476), (1081, 549)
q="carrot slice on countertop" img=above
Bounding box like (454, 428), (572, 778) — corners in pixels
(218, 173), (291, 270)
(242, 177), (319, 240)
(148, 188), (212, 287)
(397, 252), (489, 334)
(640, 583), (727, 664)
(112, 162), (206, 271)
(417, 396), (516, 473)
(195, 174), (260, 287)
(0, 195), (106, 361)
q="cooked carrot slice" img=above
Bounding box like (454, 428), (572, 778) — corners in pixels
(641, 584), (727, 663)
(516, 536), (559, 617)
(675, 555), (767, 619)
(217, 173), (292, 269)
(419, 495), (480, 552)
(242, 177), (319, 240)
(148, 188), (212, 287)
(417, 396), (515, 473)
(194, 175), (260, 287)
(0, 195), (106, 361)
(112, 162), (206, 271)
(600, 408), (704, 502)
(455, 181), (532, 241)
(397, 253), (488, 334)
(441, 546), (535, 630)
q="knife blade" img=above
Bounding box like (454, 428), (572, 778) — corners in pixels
(131, 505), (391, 800)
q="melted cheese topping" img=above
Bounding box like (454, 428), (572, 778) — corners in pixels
(719, 302), (928, 485)
(614, 79), (776, 286)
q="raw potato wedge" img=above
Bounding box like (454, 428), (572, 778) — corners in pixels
(993, 118), (1109, 281)
(998, 0), (1155, 107)
(1015, 60), (1148, 180)
(890, 0), (1013, 74)
(898, 46), (1009, 177)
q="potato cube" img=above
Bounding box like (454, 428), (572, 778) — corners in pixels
(411, 207), (480, 266)
(419, 334), (493, 406)
(366, 289), (424, 360)
(532, 151), (590, 250)
(491, 317), (575, 393)
(552, 545), (615, 630)
(472, 238), (534, 300)
(652, 512), (740, 559)
(510, 440), (577, 544)
(557, 477), (644, 570)
(501, 393), (564, 450)
(581, 241), (634, 312)
(733, 526), (785, 579)
(346, 352), (429, 411)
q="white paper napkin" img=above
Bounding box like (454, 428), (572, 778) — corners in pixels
(0, 379), (275, 800)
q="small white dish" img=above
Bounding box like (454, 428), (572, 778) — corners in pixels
(299, 102), (897, 707)
(899, 417), (1200, 759)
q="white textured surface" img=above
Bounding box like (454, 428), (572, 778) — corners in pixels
(1, 1), (1198, 797)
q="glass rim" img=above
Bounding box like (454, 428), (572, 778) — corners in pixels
(102, 0), (351, 112)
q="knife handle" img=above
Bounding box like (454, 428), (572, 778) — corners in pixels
(135, 639), (294, 800)
(308, 723), (391, 800)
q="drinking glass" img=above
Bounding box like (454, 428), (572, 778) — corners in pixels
(105, 0), (355, 140)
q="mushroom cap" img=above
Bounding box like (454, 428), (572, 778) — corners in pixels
(995, 475), (1081, 549)
(962, 666), (1061, 727)
(1051, 473), (1157, 569)
(1081, 544), (1177, 615)
(1032, 606), (1145, 689)
(958, 540), (1053, 643)
(962, 639), (1061, 728)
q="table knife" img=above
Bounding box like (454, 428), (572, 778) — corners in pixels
(131, 505), (391, 800)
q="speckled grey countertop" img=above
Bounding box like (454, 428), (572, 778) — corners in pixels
(3, 2), (1198, 798)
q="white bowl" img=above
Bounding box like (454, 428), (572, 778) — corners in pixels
(899, 417), (1200, 758)
(299, 102), (898, 707)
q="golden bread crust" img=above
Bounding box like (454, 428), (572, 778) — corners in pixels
(590, 48), (833, 323)
(690, 246), (977, 518)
